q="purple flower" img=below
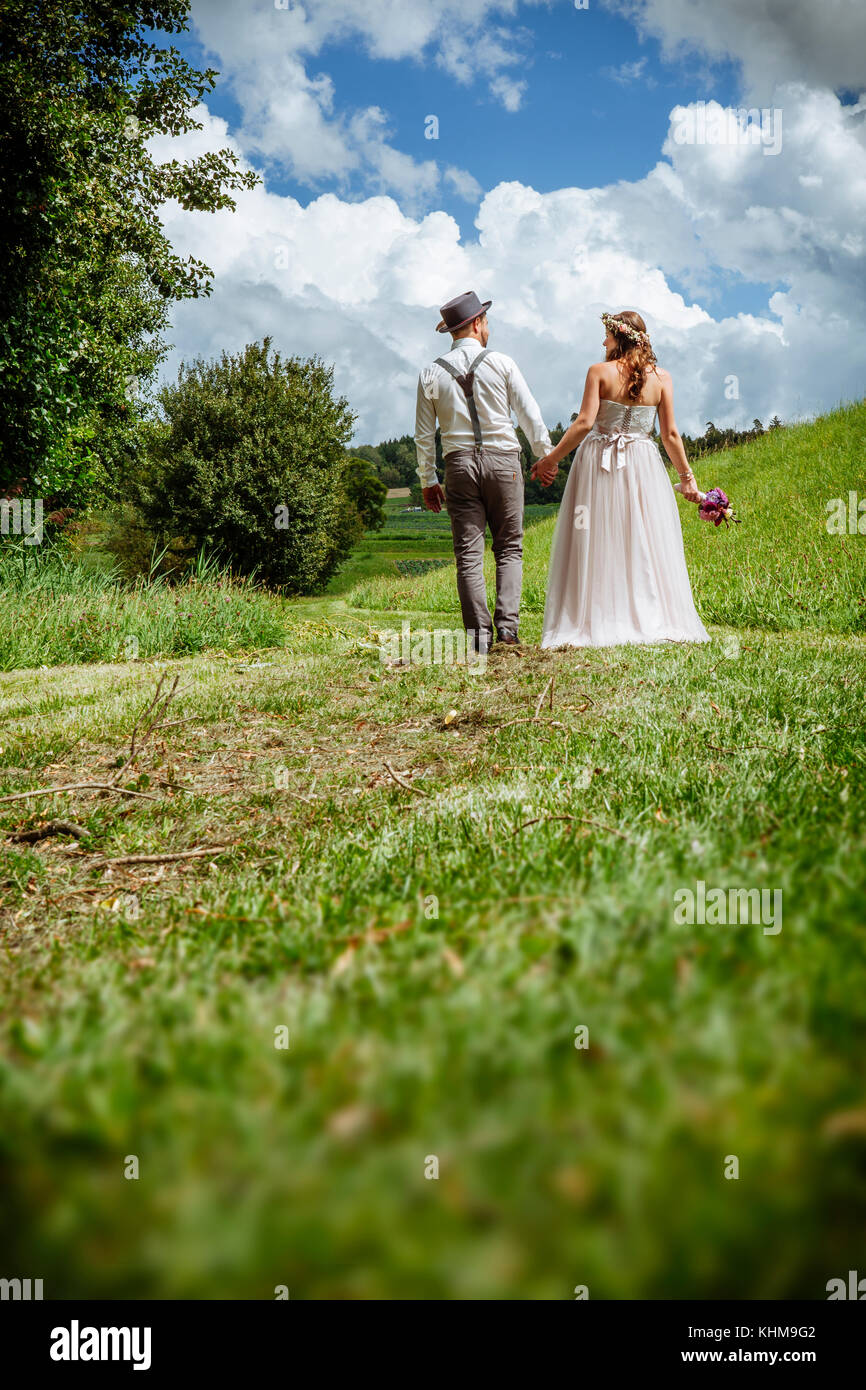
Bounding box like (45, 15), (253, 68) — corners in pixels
(703, 488), (729, 509)
(698, 485), (740, 527)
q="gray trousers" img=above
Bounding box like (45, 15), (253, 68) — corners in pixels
(444, 445), (524, 647)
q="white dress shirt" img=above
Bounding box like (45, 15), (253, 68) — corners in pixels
(414, 336), (552, 488)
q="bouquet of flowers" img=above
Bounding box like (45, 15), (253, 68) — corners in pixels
(675, 483), (741, 526)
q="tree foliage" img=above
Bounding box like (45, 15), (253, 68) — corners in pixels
(0, 0), (257, 502)
(342, 457), (387, 531)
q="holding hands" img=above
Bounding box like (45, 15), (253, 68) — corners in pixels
(530, 455), (559, 487)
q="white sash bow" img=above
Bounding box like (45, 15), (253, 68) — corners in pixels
(595, 428), (648, 472)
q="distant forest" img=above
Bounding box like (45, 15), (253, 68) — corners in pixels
(350, 414), (784, 505)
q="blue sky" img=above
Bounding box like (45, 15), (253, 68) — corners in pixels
(175, 2), (775, 317)
(157, 1), (866, 443)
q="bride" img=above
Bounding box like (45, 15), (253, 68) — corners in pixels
(532, 311), (709, 648)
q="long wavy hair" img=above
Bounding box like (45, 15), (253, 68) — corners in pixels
(604, 310), (658, 404)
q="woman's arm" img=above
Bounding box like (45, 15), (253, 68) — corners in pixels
(657, 375), (702, 502)
(530, 366), (601, 484)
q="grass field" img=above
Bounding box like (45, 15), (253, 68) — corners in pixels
(1, 404), (864, 1299)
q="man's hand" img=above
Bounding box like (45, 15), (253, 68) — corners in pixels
(530, 455), (559, 487)
(422, 483), (445, 513)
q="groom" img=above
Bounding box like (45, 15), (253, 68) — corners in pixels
(415, 290), (552, 651)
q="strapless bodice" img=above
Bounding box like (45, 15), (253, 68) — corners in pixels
(586, 398), (659, 472)
(593, 398), (658, 436)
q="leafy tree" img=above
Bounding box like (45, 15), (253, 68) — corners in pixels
(342, 456), (387, 531)
(131, 340), (360, 593)
(0, 0), (257, 503)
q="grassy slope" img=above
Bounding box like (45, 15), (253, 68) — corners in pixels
(346, 403), (866, 635)
(0, 405), (864, 1299)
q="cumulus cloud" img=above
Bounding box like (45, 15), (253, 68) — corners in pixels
(187, 0), (540, 196)
(444, 166), (485, 203)
(157, 80), (866, 449)
(156, 1), (866, 445)
(609, 0), (866, 97)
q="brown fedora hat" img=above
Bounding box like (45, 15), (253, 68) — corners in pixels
(436, 289), (493, 334)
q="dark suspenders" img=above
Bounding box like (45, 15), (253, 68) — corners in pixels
(433, 348), (492, 446)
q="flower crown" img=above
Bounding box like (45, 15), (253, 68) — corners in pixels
(601, 311), (651, 346)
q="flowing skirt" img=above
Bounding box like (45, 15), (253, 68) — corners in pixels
(541, 433), (710, 649)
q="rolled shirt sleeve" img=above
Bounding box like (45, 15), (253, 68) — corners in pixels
(414, 373), (439, 488)
(506, 361), (552, 458)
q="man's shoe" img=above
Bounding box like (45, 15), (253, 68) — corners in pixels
(494, 633), (521, 646)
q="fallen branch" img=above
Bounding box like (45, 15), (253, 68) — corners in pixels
(511, 814), (632, 843)
(90, 844), (236, 868)
(0, 782), (158, 805)
(383, 759), (428, 797)
(8, 819), (89, 844)
(493, 674), (574, 733)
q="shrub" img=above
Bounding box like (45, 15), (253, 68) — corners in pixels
(131, 339), (362, 592)
(342, 456), (387, 531)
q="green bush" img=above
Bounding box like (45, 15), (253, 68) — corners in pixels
(342, 456), (387, 531)
(131, 339), (362, 592)
(96, 503), (194, 582)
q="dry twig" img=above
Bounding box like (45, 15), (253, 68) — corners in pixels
(112, 673), (180, 784)
(382, 760), (428, 797)
(511, 814), (632, 843)
(0, 782), (158, 805)
(90, 844), (236, 869)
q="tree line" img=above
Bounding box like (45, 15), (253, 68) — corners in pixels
(352, 412), (785, 506)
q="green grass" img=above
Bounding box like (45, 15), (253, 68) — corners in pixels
(346, 404), (866, 633)
(0, 543), (290, 671)
(0, 403), (864, 1299)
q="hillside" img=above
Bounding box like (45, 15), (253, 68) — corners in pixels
(345, 400), (866, 635)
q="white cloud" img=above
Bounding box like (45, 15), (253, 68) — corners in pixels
(157, 2), (866, 446)
(489, 74), (528, 112)
(187, 0), (540, 197)
(444, 166), (485, 203)
(602, 57), (655, 87)
(608, 0), (866, 97)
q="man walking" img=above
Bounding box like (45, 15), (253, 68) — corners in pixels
(414, 290), (552, 652)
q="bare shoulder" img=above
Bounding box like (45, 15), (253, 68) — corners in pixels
(654, 365), (673, 387)
(592, 360), (616, 387)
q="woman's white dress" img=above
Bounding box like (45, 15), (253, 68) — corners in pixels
(541, 398), (709, 648)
